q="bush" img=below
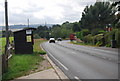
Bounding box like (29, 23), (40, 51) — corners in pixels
(93, 34), (104, 46)
(81, 29), (90, 36)
(76, 32), (84, 40)
(76, 29), (90, 41)
(78, 28), (120, 48)
(84, 34), (93, 44)
(104, 29), (119, 47)
(96, 41), (102, 46)
(91, 28), (105, 35)
(115, 29), (120, 47)
(34, 34), (40, 39)
(39, 51), (46, 55)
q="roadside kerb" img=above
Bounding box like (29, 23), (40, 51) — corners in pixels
(40, 43), (69, 80)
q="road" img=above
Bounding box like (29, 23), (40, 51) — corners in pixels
(41, 40), (118, 80)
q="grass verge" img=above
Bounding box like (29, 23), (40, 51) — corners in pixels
(0, 37), (14, 54)
(2, 39), (47, 80)
(70, 41), (98, 47)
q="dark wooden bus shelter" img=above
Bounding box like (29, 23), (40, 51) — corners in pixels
(13, 28), (36, 54)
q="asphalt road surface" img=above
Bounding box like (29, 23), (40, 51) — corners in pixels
(41, 40), (118, 80)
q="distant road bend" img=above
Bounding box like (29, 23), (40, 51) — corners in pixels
(41, 40), (118, 80)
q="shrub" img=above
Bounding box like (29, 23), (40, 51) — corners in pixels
(81, 29), (90, 36)
(76, 29), (90, 41)
(39, 51), (46, 55)
(84, 34), (93, 44)
(91, 28), (105, 35)
(104, 29), (119, 47)
(93, 34), (104, 46)
(76, 32), (84, 40)
(115, 29), (120, 47)
(34, 34), (40, 39)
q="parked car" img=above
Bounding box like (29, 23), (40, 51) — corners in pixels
(57, 38), (62, 41)
(49, 38), (55, 43)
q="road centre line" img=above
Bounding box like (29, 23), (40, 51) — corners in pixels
(46, 49), (69, 71)
(72, 52), (76, 54)
(56, 43), (117, 63)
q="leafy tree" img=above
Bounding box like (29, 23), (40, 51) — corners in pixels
(81, 2), (116, 30)
(50, 24), (73, 39)
(50, 26), (62, 38)
(72, 22), (81, 32)
(34, 25), (49, 39)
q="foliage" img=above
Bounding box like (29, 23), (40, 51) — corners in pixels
(93, 34), (104, 46)
(84, 34), (93, 44)
(34, 34), (40, 39)
(91, 28), (104, 35)
(1, 30), (13, 37)
(81, 29), (90, 36)
(104, 29), (120, 47)
(76, 29), (90, 41)
(82, 28), (120, 47)
(76, 32), (83, 40)
(115, 22), (120, 28)
(34, 25), (49, 39)
(72, 22), (81, 32)
(50, 22), (73, 39)
(115, 29), (120, 47)
(81, 2), (115, 30)
(39, 51), (46, 55)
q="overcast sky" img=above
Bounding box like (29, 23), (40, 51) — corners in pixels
(0, 0), (96, 26)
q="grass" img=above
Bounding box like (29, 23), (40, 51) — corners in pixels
(0, 37), (13, 54)
(0, 37), (6, 54)
(2, 38), (47, 80)
(33, 39), (47, 54)
(2, 54), (44, 80)
(70, 41), (98, 47)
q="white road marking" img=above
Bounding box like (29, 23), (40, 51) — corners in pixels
(74, 76), (81, 81)
(72, 52), (76, 54)
(47, 50), (69, 71)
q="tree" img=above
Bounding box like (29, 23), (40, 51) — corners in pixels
(81, 2), (116, 31)
(50, 22), (74, 39)
(34, 25), (49, 39)
(72, 22), (81, 32)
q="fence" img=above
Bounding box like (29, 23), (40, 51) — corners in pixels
(2, 44), (13, 74)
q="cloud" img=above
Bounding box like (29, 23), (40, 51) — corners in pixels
(0, 0), (96, 25)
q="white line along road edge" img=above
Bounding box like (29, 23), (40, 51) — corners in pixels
(47, 51), (69, 71)
(40, 43), (69, 71)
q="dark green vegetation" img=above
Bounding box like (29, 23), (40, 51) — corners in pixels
(33, 2), (120, 48)
(0, 30), (13, 38)
(0, 37), (14, 54)
(2, 39), (46, 80)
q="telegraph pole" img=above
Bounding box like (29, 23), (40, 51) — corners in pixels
(28, 19), (29, 28)
(4, 0), (9, 72)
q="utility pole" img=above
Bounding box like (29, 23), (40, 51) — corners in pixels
(4, 0), (9, 72)
(28, 19), (29, 28)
